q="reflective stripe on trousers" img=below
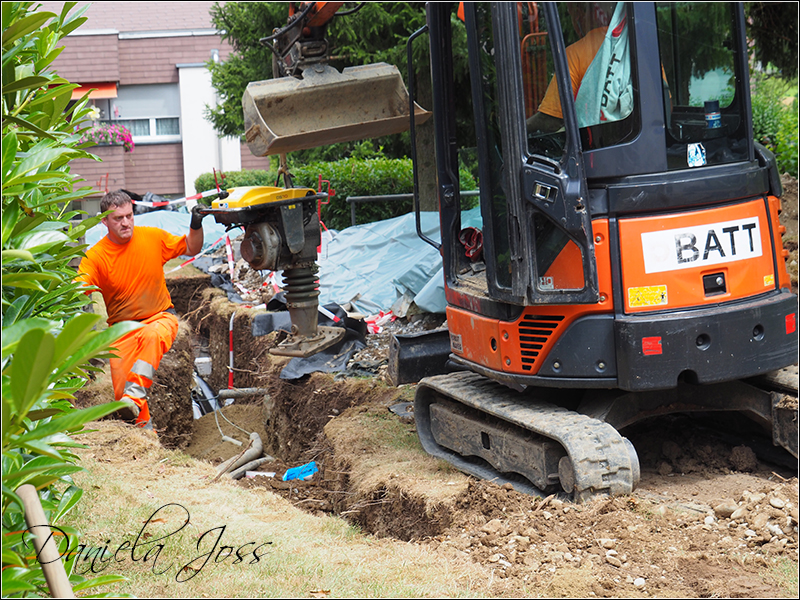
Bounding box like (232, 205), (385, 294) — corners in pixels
(110, 311), (179, 427)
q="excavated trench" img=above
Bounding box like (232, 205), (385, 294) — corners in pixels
(73, 269), (797, 546)
(81, 271), (460, 542)
(68, 175), (799, 596)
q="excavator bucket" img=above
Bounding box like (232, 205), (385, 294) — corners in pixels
(243, 63), (431, 156)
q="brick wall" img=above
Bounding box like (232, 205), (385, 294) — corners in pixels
(52, 33), (232, 86)
(71, 145), (127, 194)
(240, 143), (272, 172)
(69, 143), (184, 206)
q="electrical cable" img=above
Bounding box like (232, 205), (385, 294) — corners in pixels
(334, 3), (366, 17)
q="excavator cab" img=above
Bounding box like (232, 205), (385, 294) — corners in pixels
(414, 2), (797, 500)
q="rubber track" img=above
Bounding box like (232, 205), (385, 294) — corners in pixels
(416, 372), (639, 501)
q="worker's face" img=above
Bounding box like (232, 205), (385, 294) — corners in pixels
(102, 202), (134, 244)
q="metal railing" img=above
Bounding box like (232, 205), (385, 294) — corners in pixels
(345, 190), (479, 227)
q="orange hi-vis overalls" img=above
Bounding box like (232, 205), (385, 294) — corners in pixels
(78, 226), (188, 428)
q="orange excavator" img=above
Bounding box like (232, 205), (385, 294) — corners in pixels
(220, 2), (798, 501)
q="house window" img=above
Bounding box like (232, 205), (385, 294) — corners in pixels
(108, 84), (181, 144)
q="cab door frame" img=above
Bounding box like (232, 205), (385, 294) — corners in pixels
(491, 2), (599, 304)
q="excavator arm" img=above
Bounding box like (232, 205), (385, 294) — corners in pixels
(265, 2), (348, 79)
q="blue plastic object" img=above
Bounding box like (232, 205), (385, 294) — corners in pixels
(282, 461), (318, 482)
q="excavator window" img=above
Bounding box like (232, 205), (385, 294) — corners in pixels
(655, 2), (748, 169)
(471, 3), (598, 295)
(524, 2), (638, 157)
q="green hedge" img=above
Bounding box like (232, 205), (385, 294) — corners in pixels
(196, 158), (477, 230)
(751, 76), (798, 178)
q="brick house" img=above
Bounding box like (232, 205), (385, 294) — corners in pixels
(41, 1), (270, 215)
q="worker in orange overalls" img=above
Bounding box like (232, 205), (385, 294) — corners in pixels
(78, 190), (206, 429)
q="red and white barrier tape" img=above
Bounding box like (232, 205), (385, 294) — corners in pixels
(318, 305), (341, 324)
(228, 311), (236, 389)
(132, 188), (222, 208)
(166, 234), (227, 273)
(364, 310), (394, 334)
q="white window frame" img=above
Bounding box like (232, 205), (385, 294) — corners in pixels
(111, 117), (181, 144)
(110, 83), (183, 145)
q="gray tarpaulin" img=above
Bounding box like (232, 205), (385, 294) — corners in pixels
(318, 208), (482, 314)
(85, 206), (483, 315)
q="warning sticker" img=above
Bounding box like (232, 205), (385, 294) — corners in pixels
(450, 333), (463, 353)
(628, 285), (668, 308)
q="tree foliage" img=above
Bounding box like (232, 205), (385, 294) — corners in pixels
(746, 2), (798, 79)
(2, 3), (140, 595)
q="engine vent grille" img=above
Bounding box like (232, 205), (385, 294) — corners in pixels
(518, 315), (564, 370)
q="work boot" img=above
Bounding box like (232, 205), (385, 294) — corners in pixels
(115, 400), (140, 423)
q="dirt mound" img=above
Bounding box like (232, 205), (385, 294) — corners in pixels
(147, 319), (195, 449)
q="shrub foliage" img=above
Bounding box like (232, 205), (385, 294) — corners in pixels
(751, 75), (798, 178)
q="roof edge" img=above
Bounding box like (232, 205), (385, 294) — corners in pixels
(69, 29), (222, 39)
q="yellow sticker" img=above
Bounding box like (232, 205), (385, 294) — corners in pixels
(628, 285), (668, 307)
(764, 274), (775, 287)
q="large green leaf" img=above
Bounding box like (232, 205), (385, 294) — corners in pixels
(13, 402), (128, 444)
(28, 81), (78, 108)
(1, 317), (53, 359)
(1, 191), (20, 246)
(52, 312), (102, 367)
(2, 546), (27, 568)
(15, 227), (69, 251)
(1, 74), (50, 95)
(1, 126), (15, 178)
(52, 321), (142, 378)
(1, 12), (54, 48)
(2, 113), (57, 141)
(51, 484), (82, 522)
(0, 575), (39, 594)
(2, 248), (35, 262)
(8, 327), (55, 418)
(2, 272), (61, 290)
(17, 437), (69, 460)
(6, 144), (76, 182)
(71, 574), (128, 592)
(1, 455), (80, 485)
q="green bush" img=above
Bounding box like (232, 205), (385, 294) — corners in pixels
(3, 4), (139, 596)
(751, 75), (798, 177)
(194, 168), (277, 193)
(293, 157), (416, 229)
(195, 156), (477, 230)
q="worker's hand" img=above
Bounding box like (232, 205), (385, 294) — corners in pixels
(190, 204), (207, 230)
